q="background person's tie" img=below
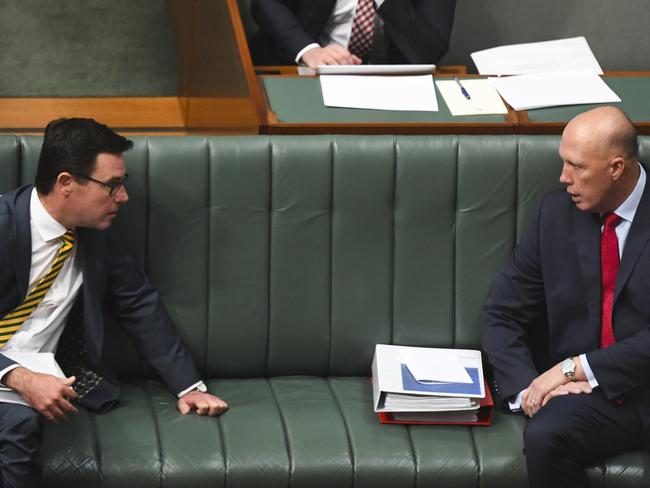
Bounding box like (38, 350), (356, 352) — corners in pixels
(0, 230), (75, 348)
(348, 0), (376, 61)
(600, 213), (621, 348)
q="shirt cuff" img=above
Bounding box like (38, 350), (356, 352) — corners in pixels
(509, 389), (526, 411)
(579, 354), (599, 388)
(177, 380), (207, 398)
(0, 364), (21, 388)
(295, 43), (321, 64)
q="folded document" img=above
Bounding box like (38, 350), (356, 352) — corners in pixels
(372, 344), (485, 414)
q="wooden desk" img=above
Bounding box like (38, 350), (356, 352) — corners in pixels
(260, 73), (519, 135)
(259, 71), (650, 136)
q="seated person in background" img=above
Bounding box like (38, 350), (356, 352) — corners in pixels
(0, 118), (227, 487)
(481, 106), (650, 488)
(249, 0), (457, 67)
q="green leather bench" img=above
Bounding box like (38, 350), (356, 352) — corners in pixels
(1, 135), (648, 487)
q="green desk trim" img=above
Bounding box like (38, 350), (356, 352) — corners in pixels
(262, 76), (509, 125)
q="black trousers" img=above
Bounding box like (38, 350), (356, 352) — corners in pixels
(523, 390), (645, 488)
(0, 404), (43, 488)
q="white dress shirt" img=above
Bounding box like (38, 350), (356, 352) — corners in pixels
(295, 0), (387, 63)
(510, 164), (646, 410)
(0, 189), (83, 404)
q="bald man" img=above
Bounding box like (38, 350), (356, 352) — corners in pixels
(481, 107), (649, 487)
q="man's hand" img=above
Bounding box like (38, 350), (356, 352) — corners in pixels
(4, 367), (77, 423)
(522, 365), (567, 417)
(177, 390), (228, 416)
(541, 381), (592, 406)
(522, 357), (587, 417)
(301, 44), (362, 68)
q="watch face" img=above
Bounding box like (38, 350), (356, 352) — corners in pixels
(562, 358), (575, 374)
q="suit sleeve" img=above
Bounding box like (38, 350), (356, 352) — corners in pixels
(377, 0), (457, 64)
(104, 229), (201, 395)
(587, 312), (650, 400)
(251, 0), (319, 62)
(481, 198), (547, 404)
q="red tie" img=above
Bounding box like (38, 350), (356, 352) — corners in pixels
(348, 0), (376, 61)
(600, 212), (621, 348)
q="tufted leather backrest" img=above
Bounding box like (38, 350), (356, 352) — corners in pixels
(1, 135), (648, 379)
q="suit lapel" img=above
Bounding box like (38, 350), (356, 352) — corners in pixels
(573, 206), (602, 325)
(9, 187), (33, 299)
(78, 229), (103, 357)
(615, 183), (650, 303)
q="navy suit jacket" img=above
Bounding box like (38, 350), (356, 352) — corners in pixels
(0, 186), (201, 410)
(482, 179), (650, 408)
(249, 0), (456, 65)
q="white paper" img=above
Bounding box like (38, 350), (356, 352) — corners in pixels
(436, 79), (508, 116)
(320, 75), (438, 111)
(488, 69), (621, 111)
(401, 347), (472, 384)
(299, 64), (436, 76)
(471, 37), (603, 76)
(319, 64), (436, 76)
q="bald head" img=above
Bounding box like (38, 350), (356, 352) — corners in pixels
(559, 107), (640, 213)
(564, 106), (638, 162)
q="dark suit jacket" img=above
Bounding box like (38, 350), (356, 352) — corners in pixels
(481, 180), (650, 409)
(249, 0), (456, 65)
(0, 185), (201, 411)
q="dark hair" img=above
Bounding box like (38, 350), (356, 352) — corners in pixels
(35, 118), (133, 194)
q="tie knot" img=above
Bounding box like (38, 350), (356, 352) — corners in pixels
(603, 212), (621, 229)
(61, 229), (76, 246)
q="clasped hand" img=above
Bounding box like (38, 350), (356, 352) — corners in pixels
(522, 364), (592, 417)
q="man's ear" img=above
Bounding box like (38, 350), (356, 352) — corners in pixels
(609, 157), (625, 181)
(56, 172), (74, 197)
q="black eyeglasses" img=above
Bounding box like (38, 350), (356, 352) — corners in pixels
(73, 173), (129, 197)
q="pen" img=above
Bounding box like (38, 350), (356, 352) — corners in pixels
(454, 77), (471, 100)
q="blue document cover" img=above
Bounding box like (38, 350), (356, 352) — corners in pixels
(400, 364), (482, 396)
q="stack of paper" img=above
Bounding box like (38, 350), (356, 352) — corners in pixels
(489, 69), (620, 111)
(471, 36), (603, 76)
(372, 344), (486, 423)
(470, 37), (620, 110)
(319, 75), (439, 112)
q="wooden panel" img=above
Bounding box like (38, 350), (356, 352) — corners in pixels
(186, 97), (259, 131)
(0, 98), (185, 130)
(0, 0), (267, 134)
(169, 0), (264, 132)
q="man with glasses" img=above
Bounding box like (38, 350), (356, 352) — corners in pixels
(0, 118), (227, 487)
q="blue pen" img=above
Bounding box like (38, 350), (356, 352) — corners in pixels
(454, 77), (471, 100)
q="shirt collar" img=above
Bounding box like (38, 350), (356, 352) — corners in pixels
(613, 163), (646, 224)
(30, 188), (69, 242)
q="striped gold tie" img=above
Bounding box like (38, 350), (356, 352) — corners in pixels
(0, 230), (75, 348)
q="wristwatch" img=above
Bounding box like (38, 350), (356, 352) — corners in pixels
(561, 358), (577, 382)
